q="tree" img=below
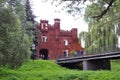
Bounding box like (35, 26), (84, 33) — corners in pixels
(25, 0), (35, 23)
(0, 0), (34, 69)
(51, 0), (116, 20)
(79, 0), (120, 54)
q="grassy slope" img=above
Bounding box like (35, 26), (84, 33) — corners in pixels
(0, 60), (120, 80)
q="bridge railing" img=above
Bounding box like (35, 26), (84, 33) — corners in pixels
(86, 44), (120, 55)
(55, 44), (120, 59)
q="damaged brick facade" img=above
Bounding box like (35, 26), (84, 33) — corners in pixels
(37, 18), (84, 59)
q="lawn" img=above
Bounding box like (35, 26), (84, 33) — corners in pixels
(0, 60), (120, 80)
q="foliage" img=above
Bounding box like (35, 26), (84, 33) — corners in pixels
(0, 60), (120, 80)
(0, 0), (34, 69)
(25, 0), (35, 23)
(79, 0), (120, 54)
(51, 0), (116, 19)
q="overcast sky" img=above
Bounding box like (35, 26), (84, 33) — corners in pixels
(31, 0), (88, 35)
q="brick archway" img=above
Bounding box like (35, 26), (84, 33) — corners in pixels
(39, 48), (49, 60)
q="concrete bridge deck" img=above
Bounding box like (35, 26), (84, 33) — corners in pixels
(56, 50), (120, 63)
(56, 50), (120, 70)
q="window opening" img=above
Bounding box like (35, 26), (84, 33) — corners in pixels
(64, 40), (68, 46)
(42, 36), (47, 42)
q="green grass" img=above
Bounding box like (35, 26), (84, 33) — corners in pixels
(0, 60), (120, 80)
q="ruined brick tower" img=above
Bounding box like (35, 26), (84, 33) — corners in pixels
(37, 18), (83, 59)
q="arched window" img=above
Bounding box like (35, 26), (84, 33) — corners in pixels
(41, 23), (44, 29)
(42, 36), (47, 42)
(64, 40), (68, 46)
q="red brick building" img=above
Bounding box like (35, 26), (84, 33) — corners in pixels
(37, 18), (83, 59)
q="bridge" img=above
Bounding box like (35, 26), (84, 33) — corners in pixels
(56, 45), (120, 70)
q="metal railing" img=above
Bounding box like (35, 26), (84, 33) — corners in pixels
(86, 44), (120, 55)
(56, 44), (120, 59)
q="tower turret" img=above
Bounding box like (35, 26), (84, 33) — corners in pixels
(54, 18), (60, 29)
(39, 20), (49, 31)
(54, 18), (60, 36)
(71, 28), (78, 41)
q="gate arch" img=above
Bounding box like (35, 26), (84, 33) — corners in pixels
(39, 48), (49, 60)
